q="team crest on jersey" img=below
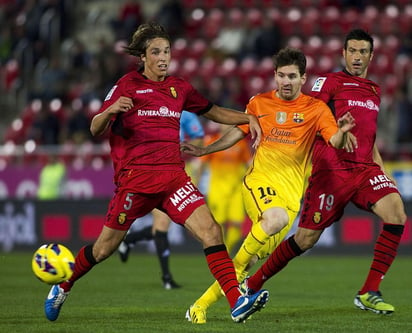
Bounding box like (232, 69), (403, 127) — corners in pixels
(118, 212), (127, 225)
(293, 113), (304, 123)
(263, 197), (272, 204)
(170, 87), (177, 98)
(276, 112), (287, 124)
(311, 77), (326, 92)
(312, 212), (322, 224)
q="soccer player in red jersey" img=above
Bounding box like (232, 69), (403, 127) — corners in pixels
(244, 29), (407, 315)
(43, 22), (268, 323)
(117, 111), (206, 290)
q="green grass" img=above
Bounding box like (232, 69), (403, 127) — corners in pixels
(1, 252), (411, 333)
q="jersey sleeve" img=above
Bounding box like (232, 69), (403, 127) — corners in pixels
(182, 84), (213, 115)
(236, 97), (256, 134)
(98, 78), (128, 118)
(317, 102), (339, 144)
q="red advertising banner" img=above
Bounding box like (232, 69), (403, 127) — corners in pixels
(0, 200), (410, 254)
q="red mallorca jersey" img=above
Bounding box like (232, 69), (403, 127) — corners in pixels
(310, 70), (381, 171)
(99, 71), (212, 176)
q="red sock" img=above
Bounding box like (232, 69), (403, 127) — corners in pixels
(204, 245), (240, 308)
(248, 236), (303, 291)
(60, 245), (97, 292)
(359, 223), (404, 294)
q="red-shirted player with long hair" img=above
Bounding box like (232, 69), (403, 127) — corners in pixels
(244, 29), (407, 315)
(43, 22), (269, 324)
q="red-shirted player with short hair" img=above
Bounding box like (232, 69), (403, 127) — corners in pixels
(244, 29), (407, 315)
(43, 22), (269, 323)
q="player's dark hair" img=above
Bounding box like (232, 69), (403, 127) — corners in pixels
(124, 22), (171, 58)
(344, 29), (374, 52)
(273, 47), (306, 76)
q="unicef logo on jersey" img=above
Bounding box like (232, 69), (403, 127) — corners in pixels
(366, 100), (378, 111)
(159, 106), (170, 116)
(348, 100), (379, 112)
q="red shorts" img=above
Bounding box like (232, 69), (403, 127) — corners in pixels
(105, 169), (206, 231)
(299, 164), (399, 230)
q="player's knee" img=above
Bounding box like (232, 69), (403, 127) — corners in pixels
(198, 221), (224, 247)
(153, 217), (170, 231)
(297, 238), (316, 251)
(93, 249), (111, 263)
(391, 209), (407, 225)
(93, 244), (116, 263)
(379, 206), (407, 226)
(262, 207), (289, 235)
(294, 231), (318, 251)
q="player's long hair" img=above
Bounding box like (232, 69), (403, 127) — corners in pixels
(124, 22), (171, 69)
(273, 47), (306, 76)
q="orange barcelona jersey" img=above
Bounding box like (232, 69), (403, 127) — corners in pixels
(238, 90), (338, 212)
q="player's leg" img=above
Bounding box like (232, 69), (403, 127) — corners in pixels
(246, 227), (321, 292)
(187, 182), (292, 324)
(246, 170), (349, 292)
(185, 181), (236, 321)
(231, 179), (292, 276)
(165, 173), (269, 323)
(45, 226), (127, 321)
(224, 188), (246, 255)
(118, 224), (153, 262)
(151, 208), (181, 289)
(184, 204), (269, 323)
(224, 221), (243, 254)
(354, 179), (406, 314)
(45, 171), (155, 322)
(362, 193), (406, 292)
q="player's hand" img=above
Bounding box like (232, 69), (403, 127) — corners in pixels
(343, 131), (358, 152)
(247, 115), (262, 149)
(337, 112), (356, 133)
(180, 142), (207, 157)
(110, 96), (133, 114)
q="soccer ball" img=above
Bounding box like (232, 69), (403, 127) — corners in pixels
(32, 243), (75, 285)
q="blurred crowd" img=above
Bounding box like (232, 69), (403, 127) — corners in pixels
(0, 0), (412, 166)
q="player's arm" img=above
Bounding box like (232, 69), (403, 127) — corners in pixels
(328, 112), (356, 149)
(90, 96), (133, 136)
(181, 126), (246, 157)
(202, 105), (261, 149)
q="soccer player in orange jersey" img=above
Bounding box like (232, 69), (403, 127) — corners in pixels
(244, 29), (406, 316)
(182, 47), (356, 324)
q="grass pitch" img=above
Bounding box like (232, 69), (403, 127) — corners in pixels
(1, 251), (411, 333)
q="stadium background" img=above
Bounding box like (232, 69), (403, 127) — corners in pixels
(0, 0), (411, 254)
